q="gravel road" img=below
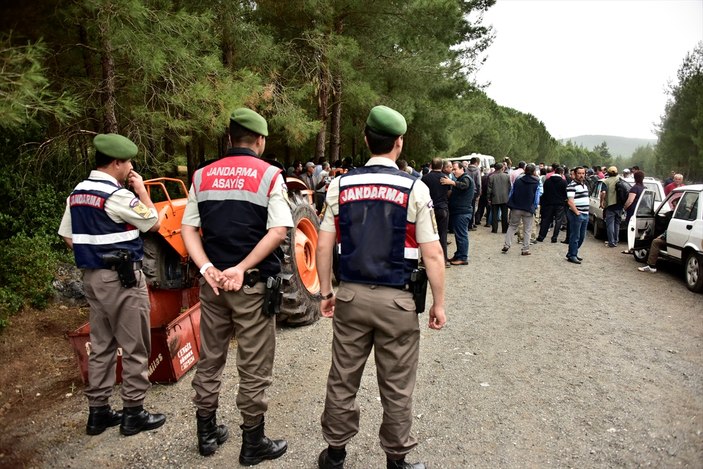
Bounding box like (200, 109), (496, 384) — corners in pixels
(9, 226), (703, 468)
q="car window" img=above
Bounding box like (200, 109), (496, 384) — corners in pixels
(661, 192), (684, 214)
(643, 181), (662, 201)
(636, 190), (656, 217)
(673, 192), (699, 221)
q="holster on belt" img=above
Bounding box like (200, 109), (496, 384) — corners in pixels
(102, 250), (137, 288)
(263, 275), (282, 317)
(409, 268), (428, 314)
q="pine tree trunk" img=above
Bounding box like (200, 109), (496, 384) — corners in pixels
(315, 66), (329, 161)
(98, 21), (118, 134)
(185, 135), (197, 186)
(78, 25), (99, 133)
(329, 75), (342, 163)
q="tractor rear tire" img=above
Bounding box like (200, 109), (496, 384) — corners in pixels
(277, 202), (321, 326)
(142, 234), (196, 289)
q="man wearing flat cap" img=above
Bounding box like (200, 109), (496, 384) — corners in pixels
(58, 133), (166, 437)
(181, 107), (292, 463)
(316, 105), (446, 469)
(599, 166), (623, 248)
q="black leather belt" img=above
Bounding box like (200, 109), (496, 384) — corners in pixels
(371, 283), (410, 291)
(109, 261), (143, 271)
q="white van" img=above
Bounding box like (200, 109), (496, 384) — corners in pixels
(447, 153), (495, 172)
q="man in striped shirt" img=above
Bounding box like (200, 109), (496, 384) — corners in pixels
(565, 166), (589, 264)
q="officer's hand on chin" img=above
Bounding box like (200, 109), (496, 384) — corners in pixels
(428, 305), (446, 330)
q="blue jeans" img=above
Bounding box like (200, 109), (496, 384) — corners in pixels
(450, 212), (471, 261)
(567, 211), (589, 258)
(605, 205), (622, 246)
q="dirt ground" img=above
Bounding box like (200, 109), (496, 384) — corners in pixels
(0, 226), (701, 468)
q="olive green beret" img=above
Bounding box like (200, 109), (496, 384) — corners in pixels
(230, 107), (268, 137)
(366, 105), (407, 136)
(93, 133), (138, 160)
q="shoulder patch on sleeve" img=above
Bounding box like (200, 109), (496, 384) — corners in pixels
(131, 200), (151, 218)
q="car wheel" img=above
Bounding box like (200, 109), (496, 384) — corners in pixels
(684, 252), (703, 293)
(632, 248), (648, 263)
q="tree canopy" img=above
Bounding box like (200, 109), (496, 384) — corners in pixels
(656, 41), (703, 182)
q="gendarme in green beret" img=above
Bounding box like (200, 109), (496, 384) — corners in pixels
(93, 133), (138, 160)
(231, 107), (269, 137)
(366, 105), (407, 137)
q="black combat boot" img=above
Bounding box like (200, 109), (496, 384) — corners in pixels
(318, 446), (346, 469)
(86, 405), (122, 435)
(196, 411), (229, 456)
(238, 418), (287, 465)
(119, 405), (166, 436)
(387, 456), (427, 469)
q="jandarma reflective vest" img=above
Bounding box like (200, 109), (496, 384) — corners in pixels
(335, 165), (418, 287)
(69, 179), (143, 269)
(193, 149), (283, 277)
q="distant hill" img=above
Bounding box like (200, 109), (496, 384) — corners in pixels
(560, 135), (657, 158)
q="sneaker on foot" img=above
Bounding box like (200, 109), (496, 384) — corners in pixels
(501, 246), (509, 253)
(638, 265), (657, 273)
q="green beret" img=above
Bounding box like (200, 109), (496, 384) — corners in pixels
(93, 133), (138, 160)
(230, 107), (268, 137)
(366, 105), (407, 136)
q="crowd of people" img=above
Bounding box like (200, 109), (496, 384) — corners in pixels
(359, 156), (674, 270)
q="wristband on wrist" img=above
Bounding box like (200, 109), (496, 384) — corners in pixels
(199, 262), (214, 275)
(321, 291), (334, 300)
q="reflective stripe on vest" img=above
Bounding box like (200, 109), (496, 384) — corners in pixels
(194, 158), (280, 206)
(72, 230), (140, 245)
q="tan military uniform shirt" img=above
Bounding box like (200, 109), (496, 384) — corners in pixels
(58, 170), (158, 238)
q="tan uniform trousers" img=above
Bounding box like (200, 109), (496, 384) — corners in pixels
(82, 269), (151, 407)
(192, 280), (275, 425)
(321, 282), (420, 458)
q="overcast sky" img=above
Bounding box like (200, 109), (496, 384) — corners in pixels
(473, 0), (703, 140)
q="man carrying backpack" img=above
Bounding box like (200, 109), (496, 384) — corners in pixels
(599, 166), (626, 248)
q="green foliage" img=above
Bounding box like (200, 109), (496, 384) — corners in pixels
(0, 37), (79, 131)
(656, 41), (703, 182)
(630, 145), (656, 175)
(0, 127), (73, 242)
(593, 141), (612, 161)
(0, 233), (62, 331)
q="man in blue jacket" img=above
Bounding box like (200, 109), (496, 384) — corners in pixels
(502, 164), (541, 255)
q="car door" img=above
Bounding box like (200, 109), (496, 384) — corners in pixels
(666, 190), (700, 261)
(589, 180), (604, 224)
(627, 189), (656, 251)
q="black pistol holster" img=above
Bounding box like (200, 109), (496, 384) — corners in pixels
(263, 275), (282, 317)
(102, 250), (137, 288)
(409, 268), (428, 314)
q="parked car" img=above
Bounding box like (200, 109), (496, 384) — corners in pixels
(627, 184), (703, 292)
(588, 177), (664, 239)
